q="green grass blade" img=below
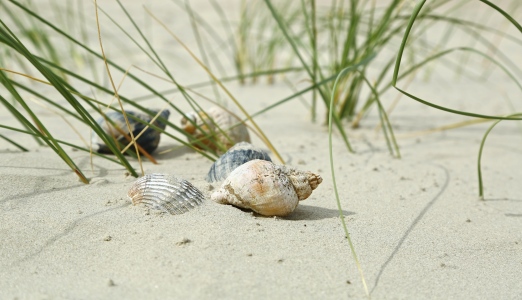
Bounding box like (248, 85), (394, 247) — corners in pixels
(479, 0), (522, 33)
(263, 0), (312, 77)
(358, 72), (401, 158)
(0, 18), (138, 179)
(477, 113), (522, 200)
(0, 133), (28, 151)
(0, 91), (89, 183)
(393, 46), (522, 120)
(328, 61), (374, 298)
(0, 124), (120, 164)
(392, 0), (426, 85)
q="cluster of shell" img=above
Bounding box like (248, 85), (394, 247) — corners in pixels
(127, 142), (322, 217)
(211, 159), (322, 217)
(180, 106), (250, 153)
(126, 106), (322, 217)
(93, 109), (170, 154)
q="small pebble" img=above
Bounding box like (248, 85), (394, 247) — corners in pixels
(103, 235), (112, 241)
(176, 237), (191, 246)
(107, 279), (116, 287)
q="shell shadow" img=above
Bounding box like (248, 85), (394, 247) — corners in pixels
(285, 204), (354, 221)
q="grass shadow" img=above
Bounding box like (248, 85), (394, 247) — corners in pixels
(371, 163), (450, 294)
(11, 202), (130, 266)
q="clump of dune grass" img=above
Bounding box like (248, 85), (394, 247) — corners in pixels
(0, 0), (283, 182)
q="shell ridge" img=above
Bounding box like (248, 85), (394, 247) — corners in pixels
(205, 143), (273, 183)
(127, 173), (204, 215)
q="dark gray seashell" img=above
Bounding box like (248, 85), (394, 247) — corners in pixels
(94, 109), (170, 154)
(206, 142), (272, 182)
(127, 173), (204, 215)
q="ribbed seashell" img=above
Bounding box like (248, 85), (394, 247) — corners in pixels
(206, 142), (272, 183)
(180, 106), (250, 153)
(93, 109), (170, 154)
(127, 173), (204, 215)
(211, 160), (322, 217)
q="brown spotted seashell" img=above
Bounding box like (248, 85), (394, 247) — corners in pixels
(127, 174), (204, 215)
(206, 142), (272, 183)
(180, 106), (250, 152)
(210, 159), (322, 217)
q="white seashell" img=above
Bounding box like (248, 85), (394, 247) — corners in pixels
(206, 142), (272, 183)
(127, 174), (204, 215)
(180, 106), (250, 153)
(210, 160), (322, 217)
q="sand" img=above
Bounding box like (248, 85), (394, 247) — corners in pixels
(1, 1), (521, 299)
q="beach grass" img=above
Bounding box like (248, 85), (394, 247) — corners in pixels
(0, 0), (264, 180)
(1, 0), (521, 297)
(392, 0), (522, 201)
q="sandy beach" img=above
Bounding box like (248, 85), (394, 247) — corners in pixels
(1, 1), (521, 299)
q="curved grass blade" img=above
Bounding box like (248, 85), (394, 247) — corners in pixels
(328, 64), (373, 298)
(392, 0), (522, 121)
(479, 0), (522, 34)
(477, 113), (522, 200)
(393, 46), (522, 120)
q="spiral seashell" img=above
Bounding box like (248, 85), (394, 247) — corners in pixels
(127, 173), (204, 215)
(210, 160), (322, 217)
(93, 109), (170, 154)
(180, 106), (250, 153)
(206, 142), (272, 183)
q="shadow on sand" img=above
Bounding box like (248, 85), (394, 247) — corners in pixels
(284, 204), (354, 221)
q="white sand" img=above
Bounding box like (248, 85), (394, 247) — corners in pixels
(1, 1), (521, 299)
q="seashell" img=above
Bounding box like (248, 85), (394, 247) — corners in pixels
(94, 109), (170, 154)
(206, 142), (272, 183)
(211, 159), (322, 217)
(127, 173), (204, 215)
(180, 106), (250, 152)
